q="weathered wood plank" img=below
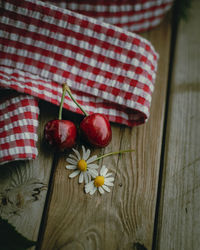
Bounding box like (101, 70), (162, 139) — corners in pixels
(40, 15), (172, 250)
(156, 1), (200, 249)
(0, 100), (56, 244)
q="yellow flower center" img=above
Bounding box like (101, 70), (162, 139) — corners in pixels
(77, 159), (87, 171)
(94, 176), (105, 187)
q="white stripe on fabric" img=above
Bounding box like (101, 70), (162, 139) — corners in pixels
(1, 29), (155, 84)
(0, 119), (38, 133)
(1, 17), (156, 73)
(0, 146), (38, 157)
(38, 0), (158, 56)
(0, 132), (38, 144)
(0, 74), (149, 119)
(0, 67), (147, 120)
(66, 3), (135, 12)
(94, 5), (172, 24)
(0, 64), (151, 113)
(0, 105), (39, 122)
(2, 1), (157, 65)
(0, 95), (37, 108)
(52, 0), (173, 13)
(124, 16), (162, 31)
(0, 58), (153, 109)
(134, 0), (173, 11)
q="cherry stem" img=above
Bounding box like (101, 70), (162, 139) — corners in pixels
(64, 83), (88, 117)
(58, 84), (67, 120)
(96, 149), (135, 161)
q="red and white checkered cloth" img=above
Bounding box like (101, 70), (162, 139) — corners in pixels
(46, 0), (173, 33)
(0, 94), (39, 165)
(0, 0), (172, 164)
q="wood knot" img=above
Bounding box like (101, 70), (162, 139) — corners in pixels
(133, 242), (147, 250)
(0, 179), (47, 218)
(1, 196), (8, 206)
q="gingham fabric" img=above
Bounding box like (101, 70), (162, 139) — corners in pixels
(46, 0), (173, 33)
(0, 0), (159, 125)
(0, 94), (39, 165)
(0, 0), (171, 164)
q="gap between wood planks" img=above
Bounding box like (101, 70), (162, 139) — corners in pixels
(36, 151), (59, 250)
(155, 0), (200, 248)
(151, 1), (180, 249)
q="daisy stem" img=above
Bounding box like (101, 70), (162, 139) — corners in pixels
(63, 83), (88, 117)
(58, 84), (67, 120)
(96, 149), (135, 161)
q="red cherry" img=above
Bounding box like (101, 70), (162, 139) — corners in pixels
(44, 84), (77, 150)
(44, 119), (77, 150)
(64, 83), (112, 147)
(80, 113), (112, 147)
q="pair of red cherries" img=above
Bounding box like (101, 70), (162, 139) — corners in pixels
(44, 84), (112, 150)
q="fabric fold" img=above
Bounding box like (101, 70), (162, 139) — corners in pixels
(0, 0), (172, 165)
(46, 0), (173, 33)
(0, 0), (158, 127)
(0, 94), (39, 165)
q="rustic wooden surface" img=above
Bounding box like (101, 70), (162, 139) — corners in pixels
(156, 0), (200, 249)
(0, 2), (200, 250)
(39, 16), (172, 250)
(0, 101), (56, 242)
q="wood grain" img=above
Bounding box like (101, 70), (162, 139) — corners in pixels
(40, 15), (172, 250)
(156, 1), (200, 249)
(0, 100), (56, 243)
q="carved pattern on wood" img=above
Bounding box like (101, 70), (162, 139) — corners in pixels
(0, 179), (46, 218)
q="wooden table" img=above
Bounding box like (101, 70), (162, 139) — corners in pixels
(0, 1), (200, 249)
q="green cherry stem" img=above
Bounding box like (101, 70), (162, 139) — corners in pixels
(96, 149), (135, 161)
(64, 83), (88, 117)
(58, 84), (68, 120)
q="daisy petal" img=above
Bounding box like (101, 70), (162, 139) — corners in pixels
(105, 173), (113, 177)
(104, 181), (114, 186)
(98, 187), (105, 194)
(89, 169), (98, 178)
(82, 145), (86, 155)
(90, 187), (97, 195)
(86, 149), (91, 160)
(102, 185), (111, 192)
(66, 158), (77, 165)
(66, 165), (76, 170)
(72, 148), (81, 160)
(100, 165), (108, 176)
(68, 154), (78, 161)
(79, 172), (84, 183)
(85, 185), (91, 193)
(86, 180), (95, 188)
(87, 163), (99, 169)
(82, 146), (90, 161)
(85, 181), (94, 193)
(69, 170), (80, 178)
(105, 177), (114, 182)
(88, 174), (91, 182)
(84, 172), (89, 184)
(85, 182), (95, 194)
(87, 155), (98, 164)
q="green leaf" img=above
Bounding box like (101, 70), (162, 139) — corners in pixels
(173, 0), (192, 21)
(0, 217), (36, 250)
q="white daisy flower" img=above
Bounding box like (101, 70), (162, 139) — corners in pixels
(66, 145), (99, 184)
(85, 165), (114, 195)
